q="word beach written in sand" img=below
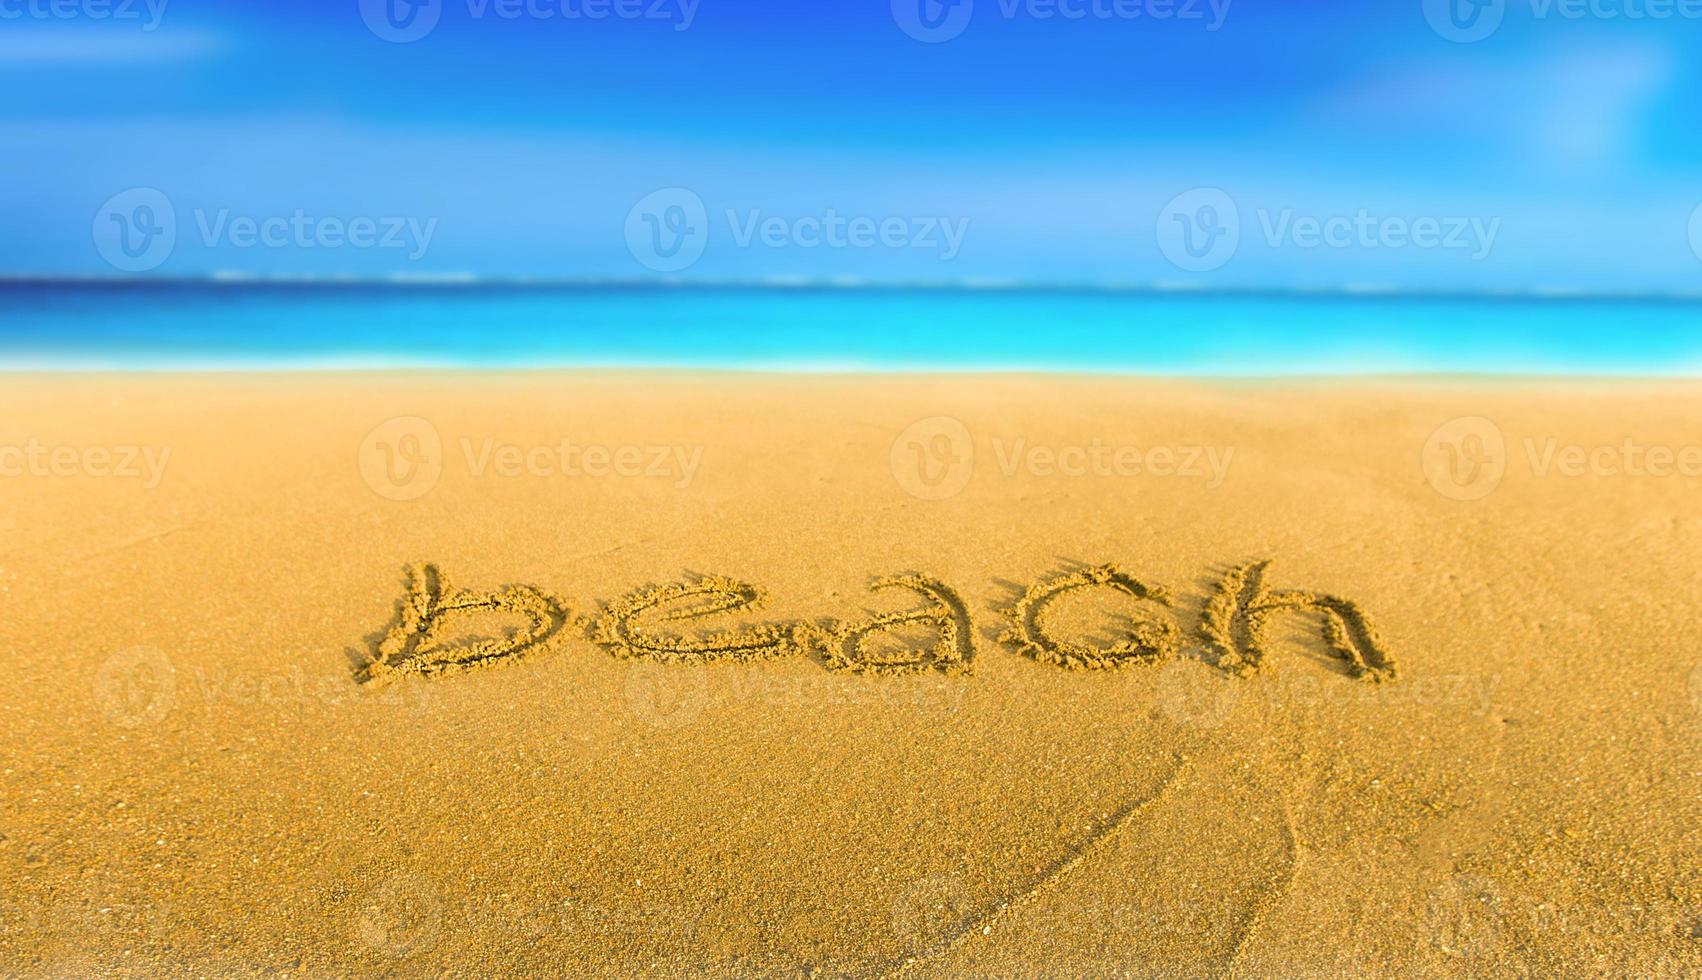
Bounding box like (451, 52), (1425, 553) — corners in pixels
(356, 560), (1397, 686)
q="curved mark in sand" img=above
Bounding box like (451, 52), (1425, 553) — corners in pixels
(1219, 796), (1301, 980)
(1203, 560), (1397, 682)
(881, 754), (1191, 979)
(1001, 564), (1181, 670)
(359, 562), (573, 686)
(592, 575), (806, 664)
(820, 574), (976, 677)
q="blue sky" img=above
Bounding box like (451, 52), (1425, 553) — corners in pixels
(4, 0), (1700, 290)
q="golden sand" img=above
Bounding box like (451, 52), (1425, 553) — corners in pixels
(0, 372), (1698, 976)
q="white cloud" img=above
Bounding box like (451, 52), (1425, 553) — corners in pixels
(1306, 42), (1674, 173)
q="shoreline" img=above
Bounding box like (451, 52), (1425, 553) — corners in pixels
(5, 366), (1702, 380)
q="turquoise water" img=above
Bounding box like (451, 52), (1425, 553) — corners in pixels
(2, 282), (1701, 374)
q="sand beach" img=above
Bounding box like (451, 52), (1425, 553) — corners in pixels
(1, 372), (1698, 976)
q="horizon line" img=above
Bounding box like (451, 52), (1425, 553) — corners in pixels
(2, 356), (1699, 378)
(5, 273), (1702, 305)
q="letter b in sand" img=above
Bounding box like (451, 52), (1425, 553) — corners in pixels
(890, 416), (974, 500)
(359, 416), (443, 501)
(1422, 416), (1505, 501)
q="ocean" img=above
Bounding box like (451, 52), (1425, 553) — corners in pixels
(3, 281), (1700, 374)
